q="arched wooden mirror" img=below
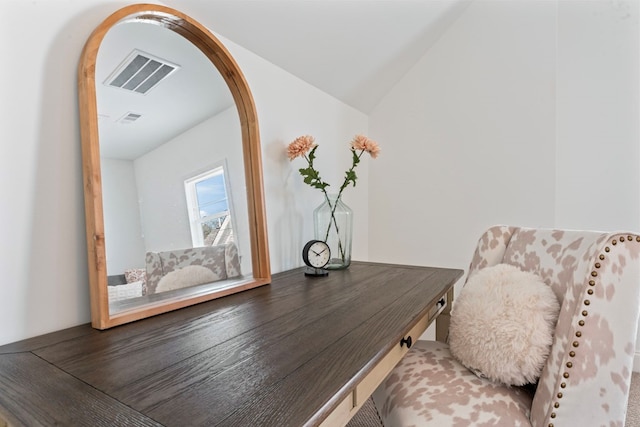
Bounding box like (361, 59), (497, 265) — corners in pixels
(79, 3), (270, 329)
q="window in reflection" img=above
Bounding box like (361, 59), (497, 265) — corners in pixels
(185, 163), (235, 247)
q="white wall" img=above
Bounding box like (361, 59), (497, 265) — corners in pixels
(368, 0), (557, 271)
(101, 158), (146, 274)
(0, 0), (367, 346)
(368, 0), (640, 353)
(556, 0), (640, 231)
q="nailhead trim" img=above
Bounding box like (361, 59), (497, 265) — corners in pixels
(548, 234), (639, 426)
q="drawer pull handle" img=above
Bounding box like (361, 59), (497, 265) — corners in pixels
(400, 336), (413, 349)
(437, 298), (446, 309)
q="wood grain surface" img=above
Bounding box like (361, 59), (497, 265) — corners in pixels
(0, 353), (160, 426)
(0, 262), (462, 426)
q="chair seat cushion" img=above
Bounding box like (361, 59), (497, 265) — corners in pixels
(372, 340), (534, 427)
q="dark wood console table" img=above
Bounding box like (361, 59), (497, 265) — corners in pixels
(0, 262), (462, 426)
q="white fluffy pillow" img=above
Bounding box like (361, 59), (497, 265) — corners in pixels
(449, 263), (560, 386)
(156, 265), (216, 293)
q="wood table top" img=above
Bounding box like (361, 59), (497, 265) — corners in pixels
(0, 261), (462, 426)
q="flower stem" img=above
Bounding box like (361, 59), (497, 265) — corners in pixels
(320, 149), (364, 263)
(322, 193), (346, 261)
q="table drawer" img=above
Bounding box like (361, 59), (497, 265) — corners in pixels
(318, 393), (355, 427)
(355, 292), (447, 405)
(319, 292), (448, 426)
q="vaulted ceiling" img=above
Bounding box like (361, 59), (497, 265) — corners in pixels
(164, 0), (471, 113)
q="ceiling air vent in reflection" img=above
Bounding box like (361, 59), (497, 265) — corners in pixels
(118, 112), (142, 124)
(105, 50), (180, 95)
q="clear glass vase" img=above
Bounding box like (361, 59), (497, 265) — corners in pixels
(313, 194), (353, 270)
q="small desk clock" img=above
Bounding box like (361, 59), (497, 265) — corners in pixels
(302, 240), (330, 276)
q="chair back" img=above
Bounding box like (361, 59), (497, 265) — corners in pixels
(467, 225), (640, 426)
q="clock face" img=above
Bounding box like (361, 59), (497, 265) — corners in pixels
(302, 240), (331, 269)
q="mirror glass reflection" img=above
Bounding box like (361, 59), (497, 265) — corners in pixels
(95, 20), (252, 314)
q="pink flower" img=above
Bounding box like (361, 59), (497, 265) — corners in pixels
(287, 133), (381, 194)
(351, 134), (380, 159)
(287, 135), (316, 160)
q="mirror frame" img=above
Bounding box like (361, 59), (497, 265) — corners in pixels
(79, 3), (271, 329)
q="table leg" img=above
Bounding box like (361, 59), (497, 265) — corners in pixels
(435, 287), (454, 342)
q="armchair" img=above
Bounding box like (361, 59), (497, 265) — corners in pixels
(372, 226), (640, 426)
